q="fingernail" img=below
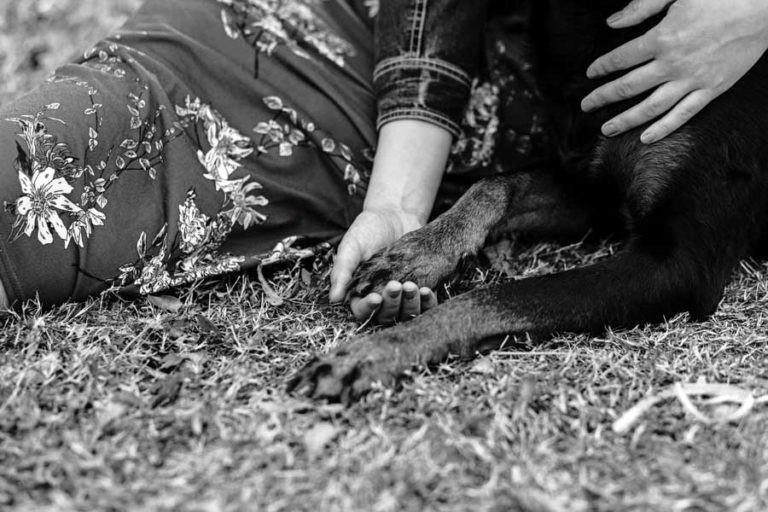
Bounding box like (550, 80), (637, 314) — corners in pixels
(388, 289), (401, 298)
(603, 123), (619, 137)
(403, 289), (416, 299)
(641, 130), (657, 144)
(581, 98), (593, 111)
(607, 12), (623, 25)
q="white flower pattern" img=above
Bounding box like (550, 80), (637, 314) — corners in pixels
(5, 2), (378, 301)
(218, 0), (355, 69)
(176, 97), (256, 192)
(14, 165), (81, 245)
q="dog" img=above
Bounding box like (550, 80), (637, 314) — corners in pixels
(287, 0), (768, 402)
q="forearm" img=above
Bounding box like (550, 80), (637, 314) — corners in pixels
(329, 119), (451, 306)
(364, 119), (452, 225)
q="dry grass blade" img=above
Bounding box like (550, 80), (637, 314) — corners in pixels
(614, 382), (766, 433)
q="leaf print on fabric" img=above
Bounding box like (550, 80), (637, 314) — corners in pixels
(82, 41), (134, 79)
(112, 98), (274, 296)
(6, 80), (188, 252)
(364, 0), (379, 17)
(116, 232), (335, 298)
(256, 95), (368, 195)
(67, 208), (106, 249)
(218, 0), (355, 74)
(6, 107), (79, 179)
(117, 191), (246, 296)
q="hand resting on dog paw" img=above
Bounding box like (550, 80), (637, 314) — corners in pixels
(329, 208), (439, 325)
(329, 119), (452, 325)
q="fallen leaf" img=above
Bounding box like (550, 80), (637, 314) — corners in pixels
(195, 314), (220, 336)
(303, 422), (339, 456)
(151, 373), (184, 408)
(301, 268), (312, 287)
(470, 358), (495, 375)
(159, 353), (186, 371)
(147, 294), (183, 313)
(257, 265), (284, 306)
(95, 400), (128, 432)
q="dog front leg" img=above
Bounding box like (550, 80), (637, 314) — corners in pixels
(349, 169), (596, 296)
(289, 246), (726, 402)
(348, 175), (518, 296)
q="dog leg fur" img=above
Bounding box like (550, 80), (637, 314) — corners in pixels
(348, 169), (599, 298)
(289, 130), (767, 402)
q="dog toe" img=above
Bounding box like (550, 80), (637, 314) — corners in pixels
(287, 355), (367, 403)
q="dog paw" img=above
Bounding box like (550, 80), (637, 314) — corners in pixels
(286, 335), (407, 403)
(349, 224), (465, 298)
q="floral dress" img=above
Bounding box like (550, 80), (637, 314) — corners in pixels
(0, 0), (554, 306)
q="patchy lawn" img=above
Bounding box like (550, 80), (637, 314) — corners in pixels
(0, 0), (141, 104)
(1, 1), (767, 511)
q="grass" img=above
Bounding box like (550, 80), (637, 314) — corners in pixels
(1, 1), (768, 511)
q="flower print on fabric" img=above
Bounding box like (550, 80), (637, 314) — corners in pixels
(449, 80), (501, 173)
(218, 0), (355, 74)
(223, 179), (268, 229)
(116, 93), (368, 295)
(117, 191), (249, 296)
(175, 96), (269, 224)
(113, 93), (354, 295)
(13, 164), (82, 246)
(5, 104), (106, 249)
(176, 96), (259, 193)
(7, 38), (192, 252)
(116, 97), (270, 295)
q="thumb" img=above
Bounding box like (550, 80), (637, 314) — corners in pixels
(607, 0), (675, 28)
(329, 237), (362, 303)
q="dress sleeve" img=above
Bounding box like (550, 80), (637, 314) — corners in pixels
(374, 0), (489, 137)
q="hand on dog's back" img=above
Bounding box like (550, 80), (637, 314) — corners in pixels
(581, 0), (768, 144)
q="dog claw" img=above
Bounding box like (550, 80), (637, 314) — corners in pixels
(286, 333), (411, 403)
(287, 355), (368, 403)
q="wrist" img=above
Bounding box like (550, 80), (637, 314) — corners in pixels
(363, 119), (452, 224)
(362, 195), (431, 225)
(359, 204), (425, 233)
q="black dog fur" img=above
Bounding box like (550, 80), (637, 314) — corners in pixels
(287, 0), (768, 402)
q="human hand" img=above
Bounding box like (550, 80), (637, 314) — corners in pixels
(581, 0), (768, 144)
(329, 208), (438, 325)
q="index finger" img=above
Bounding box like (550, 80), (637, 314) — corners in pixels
(586, 33), (655, 79)
(607, 0), (675, 29)
(329, 242), (360, 303)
